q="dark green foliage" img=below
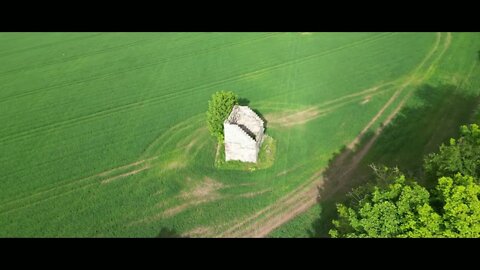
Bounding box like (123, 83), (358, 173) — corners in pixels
(434, 174), (480, 237)
(330, 172), (480, 238)
(330, 125), (480, 238)
(329, 172), (441, 238)
(206, 91), (238, 142)
(424, 124), (480, 182)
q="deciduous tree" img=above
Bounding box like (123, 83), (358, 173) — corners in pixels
(424, 124), (480, 182)
(206, 91), (238, 142)
(329, 174), (442, 238)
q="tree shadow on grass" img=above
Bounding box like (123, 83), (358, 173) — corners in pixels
(306, 130), (376, 238)
(238, 97), (250, 106)
(308, 83), (480, 237)
(156, 227), (185, 238)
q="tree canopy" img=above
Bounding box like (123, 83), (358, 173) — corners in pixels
(434, 174), (480, 237)
(206, 91), (238, 142)
(329, 172), (441, 238)
(330, 172), (480, 238)
(424, 124), (480, 182)
(330, 124), (480, 238)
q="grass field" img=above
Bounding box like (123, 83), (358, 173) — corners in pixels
(1, 33), (479, 237)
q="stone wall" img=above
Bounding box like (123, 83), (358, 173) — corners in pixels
(224, 123), (260, 163)
(224, 105), (265, 163)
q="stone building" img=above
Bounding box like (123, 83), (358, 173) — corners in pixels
(223, 105), (265, 163)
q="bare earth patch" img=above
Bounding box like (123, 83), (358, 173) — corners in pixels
(266, 106), (322, 128)
(237, 189), (272, 198)
(164, 160), (187, 171)
(181, 177), (224, 199)
(161, 177), (225, 218)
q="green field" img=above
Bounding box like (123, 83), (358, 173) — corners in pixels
(1, 33), (479, 237)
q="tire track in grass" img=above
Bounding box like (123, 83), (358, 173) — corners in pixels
(114, 135), (215, 229)
(0, 117), (207, 215)
(423, 52), (478, 150)
(0, 33), (105, 59)
(236, 184), (319, 238)
(421, 32), (452, 82)
(0, 181), (102, 217)
(215, 32), (447, 237)
(217, 169), (324, 237)
(0, 158), (158, 216)
(256, 81), (397, 111)
(0, 38), (163, 77)
(128, 181), (272, 228)
(0, 33), (397, 144)
(0, 32), (390, 113)
(0, 156), (159, 210)
(346, 82), (409, 149)
(1, 140), (188, 214)
(0, 114), (204, 198)
(142, 115), (205, 158)
(0, 33), (282, 103)
(100, 166), (152, 184)
(0, 33), (221, 78)
(266, 84), (397, 128)
(347, 33), (443, 150)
